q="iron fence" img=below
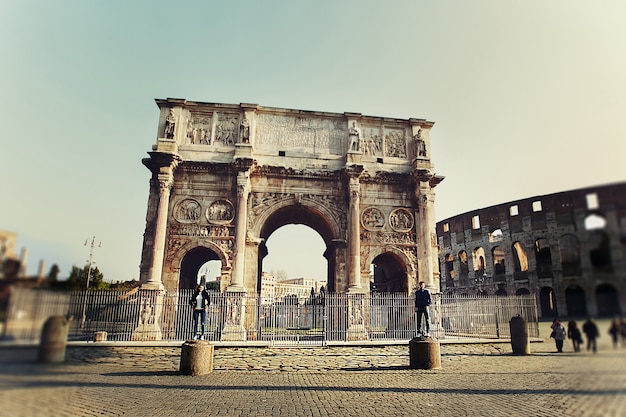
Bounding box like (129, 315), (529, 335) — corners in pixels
(2, 287), (539, 345)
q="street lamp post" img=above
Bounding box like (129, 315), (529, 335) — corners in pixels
(80, 236), (101, 329)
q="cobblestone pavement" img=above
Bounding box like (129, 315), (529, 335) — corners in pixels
(1, 326), (625, 416)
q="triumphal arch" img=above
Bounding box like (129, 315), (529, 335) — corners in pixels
(137, 98), (443, 340)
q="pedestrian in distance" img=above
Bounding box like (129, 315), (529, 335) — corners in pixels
(567, 320), (583, 352)
(609, 319), (621, 348)
(550, 317), (567, 353)
(414, 281), (432, 337)
(189, 284), (210, 340)
(582, 316), (599, 353)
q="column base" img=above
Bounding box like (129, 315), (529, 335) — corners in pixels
(346, 324), (368, 341)
(132, 323), (163, 341)
(409, 336), (441, 369)
(220, 324), (247, 341)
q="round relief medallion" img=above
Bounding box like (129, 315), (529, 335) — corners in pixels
(361, 207), (385, 231)
(173, 199), (201, 224)
(206, 199), (235, 225)
(389, 208), (414, 232)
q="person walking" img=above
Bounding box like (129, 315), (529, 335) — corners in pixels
(550, 317), (567, 353)
(609, 319), (621, 348)
(189, 284), (210, 340)
(414, 281), (432, 337)
(582, 316), (599, 353)
(567, 320), (583, 352)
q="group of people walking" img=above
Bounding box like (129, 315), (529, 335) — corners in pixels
(550, 316), (626, 353)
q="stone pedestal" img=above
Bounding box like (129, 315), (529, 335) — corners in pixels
(179, 340), (214, 376)
(409, 336), (441, 369)
(94, 331), (108, 342)
(38, 316), (71, 363)
(509, 315), (530, 355)
(346, 324), (368, 341)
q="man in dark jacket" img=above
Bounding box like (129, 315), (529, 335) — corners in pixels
(414, 281), (432, 337)
(582, 316), (599, 353)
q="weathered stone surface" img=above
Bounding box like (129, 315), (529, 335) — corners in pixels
(179, 340), (214, 375)
(409, 336), (441, 369)
(38, 316), (70, 363)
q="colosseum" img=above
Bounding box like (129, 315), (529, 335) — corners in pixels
(436, 182), (626, 318)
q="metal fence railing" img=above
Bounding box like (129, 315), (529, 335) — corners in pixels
(2, 287), (538, 345)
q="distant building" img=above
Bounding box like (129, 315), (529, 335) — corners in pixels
(260, 273), (325, 303)
(259, 272), (276, 305)
(436, 182), (626, 318)
(275, 277), (325, 299)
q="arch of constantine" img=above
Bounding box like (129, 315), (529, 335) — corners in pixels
(137, 98), (444, 340)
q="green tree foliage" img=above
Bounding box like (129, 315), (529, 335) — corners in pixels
(64, 264), (109, 290)
(47, 264), (60, 282)
(205, 281), (220, 291)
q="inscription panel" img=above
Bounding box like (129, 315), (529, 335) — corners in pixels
(255, 114), (347, 154)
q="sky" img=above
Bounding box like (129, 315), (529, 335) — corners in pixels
(1, 0), (625, 283)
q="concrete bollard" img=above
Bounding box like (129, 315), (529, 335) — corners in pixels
(38, 316), (71, 363)
(409, 336), (441, 369)
(509, 315), (530, 355)
(94, 331), (108, 342)
(179, 340), (214, 376)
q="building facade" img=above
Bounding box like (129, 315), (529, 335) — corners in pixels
(436, 182), (626, 318)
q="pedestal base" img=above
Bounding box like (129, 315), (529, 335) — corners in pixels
(346, 324), (368, 341)
(180, 340), (214, 376)
(220, 324), (246, 341)
(409, 336), (441, 369)
(132, 324), (162, 341)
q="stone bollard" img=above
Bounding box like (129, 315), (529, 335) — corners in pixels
(38, 316), (71, 363)
(509, 315), (530, 355)
(94, 331), (108, 342)
(409, 336), (441, 369)
(179, 340), (214, 376)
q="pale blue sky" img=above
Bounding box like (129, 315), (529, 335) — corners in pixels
(1, 1), (625, 282)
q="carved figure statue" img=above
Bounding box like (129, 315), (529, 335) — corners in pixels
(164, 109), (176, 139)
(348, 121), (361, 152)
(240, 118), (250, 143)
(415, 129), (427, 157)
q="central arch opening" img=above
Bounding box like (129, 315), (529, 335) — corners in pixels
(258, 204), (336, 293)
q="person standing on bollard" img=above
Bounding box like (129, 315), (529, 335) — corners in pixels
(550, 317), (566, 353)
(582, 316), (599, 353)
(414, 281), (432, 337)
(189, 285), (210, 340)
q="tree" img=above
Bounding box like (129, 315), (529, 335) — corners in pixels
(205, 281), (220, 291)
(64, 264), (109, 290)
(47, 264), (60, 282)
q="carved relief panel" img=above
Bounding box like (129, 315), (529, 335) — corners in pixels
(186, 114), (213, 145)
(384, 128), (407, 158)
(361, 126), (383, 156)
(389, 208), (414, 232)
(361, 207), (385, 231)
(214, 113), (239, 145)
(207, 200), (235, 225)
(173, 199), (202, 223)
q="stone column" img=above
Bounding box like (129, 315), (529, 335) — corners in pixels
(136, 152), (179, 341)
(142, 152), (180, 290)
(347, 175), (362, 291)
(414, 171), (444, 294)
(229, 171), (250, 292)
(146, 174), (173, 290)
